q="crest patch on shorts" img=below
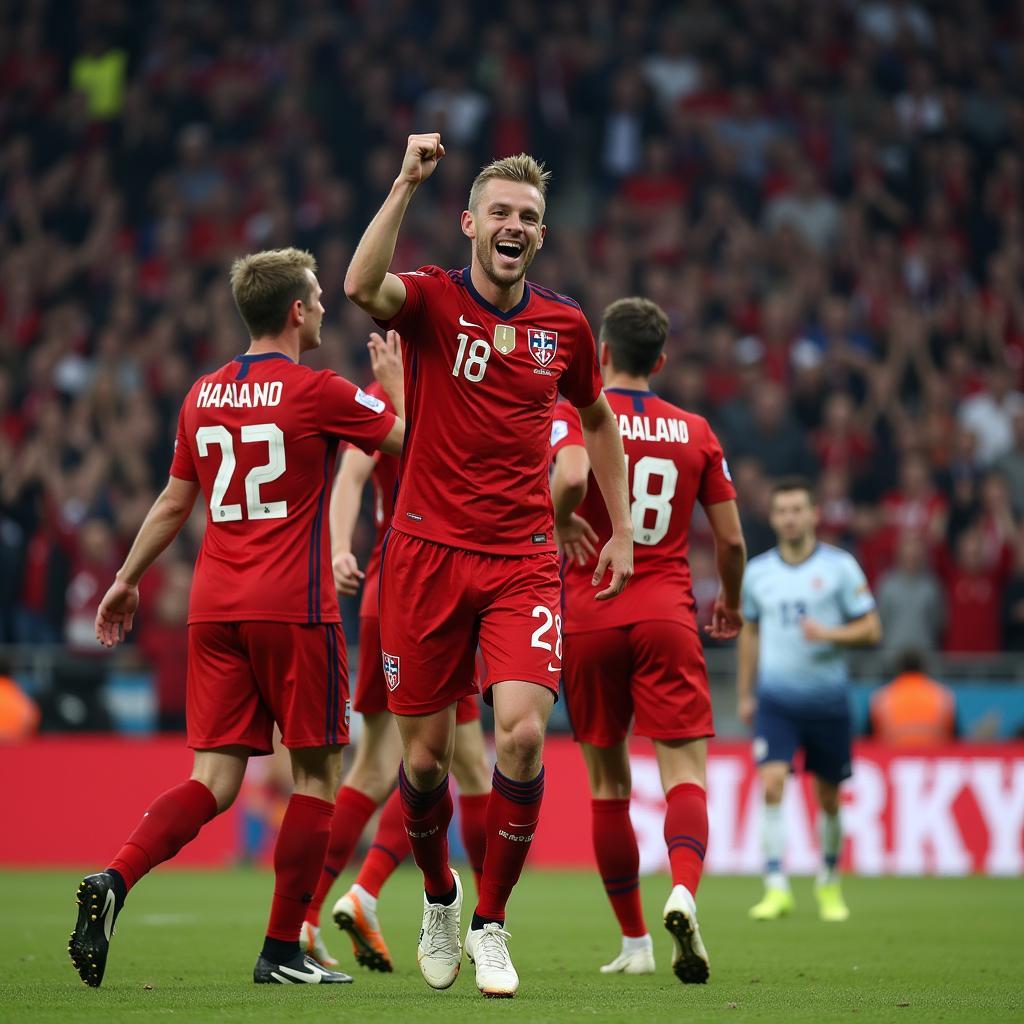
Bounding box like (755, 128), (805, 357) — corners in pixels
(382, 652), (401, 691)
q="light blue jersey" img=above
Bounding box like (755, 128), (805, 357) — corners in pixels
(742, 543), (875, 714)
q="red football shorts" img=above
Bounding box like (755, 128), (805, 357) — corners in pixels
(354, 614), (481, 723)
(187, 621), (349, 754)
(562, 620), (714, 747)
(379, 530), (562, 716)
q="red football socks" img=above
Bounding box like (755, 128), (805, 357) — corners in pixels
(458, 792), (490, 893)
(592, 797), (647, 937)
(265, 793), (334, 942)
(665, 782), (708, 895)
(304, 786), (378, 925)
(474, 767), (544, 924)
(355, 787), (410, 897)
(398, 763), (455, 902)
(107, 779), (218, 891)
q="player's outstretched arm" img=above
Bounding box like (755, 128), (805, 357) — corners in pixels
(329, 447), (375, 597)
(368, 330), (405, 418)
(95, 476), (200, 648)
(578, 394), (633, 599)
(705, 499), (746, 640)
(551, 444), (598, 566)
(344, 133), (445, 321)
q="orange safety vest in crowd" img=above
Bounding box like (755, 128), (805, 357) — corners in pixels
(870, 672), (956, 747)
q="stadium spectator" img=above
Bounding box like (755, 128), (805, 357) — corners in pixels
(870, 650), (956, 747)
(876, 533), (946, 653)
(958, 366), (1024, 467)
(0, 655), (40, 742)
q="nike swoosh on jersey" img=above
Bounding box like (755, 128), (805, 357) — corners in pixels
(458, 314), (483, 329)
(547, 662), (560, 672)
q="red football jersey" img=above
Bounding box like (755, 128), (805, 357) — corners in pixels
(377, 266), (602, 555)
(358, 381), (399, 620)
(552, 388), (736, 632)
(170, 352), (396, 624)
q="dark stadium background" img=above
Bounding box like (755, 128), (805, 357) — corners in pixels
(2, 0), (1024, 748)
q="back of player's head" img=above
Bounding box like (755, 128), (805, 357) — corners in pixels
(770, 476), (816, 505)
(600, 297), (669, 376)
(469, 154), (551, 214)
(230, 247), (317, 339)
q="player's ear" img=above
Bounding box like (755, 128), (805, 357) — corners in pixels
(651, 353), (667, 376)
(291, 298), (305, 326)
(599, 341), (611, 367)
(460, 209), (475, 239)
(536, 223), (546, 250)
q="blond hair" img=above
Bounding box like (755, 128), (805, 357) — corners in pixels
(229, 247), (317, 339)
(468, 153), (551, 213)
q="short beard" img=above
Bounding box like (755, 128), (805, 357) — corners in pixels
(475, 234), (532, 289)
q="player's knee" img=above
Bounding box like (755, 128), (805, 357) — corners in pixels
(194, 774), (241, 814)
(404, 749), (448, 790)
(498, 717), (545, 773)
(761, 771), (786, 804)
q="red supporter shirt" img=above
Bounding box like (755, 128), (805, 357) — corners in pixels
(170, 353), (396, 624)
(552, 389), (736, 633)
(358, 382), (399, 620)
(377, 266), (602, 555)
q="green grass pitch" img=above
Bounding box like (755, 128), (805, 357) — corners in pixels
(1, 867), (1020, 1023)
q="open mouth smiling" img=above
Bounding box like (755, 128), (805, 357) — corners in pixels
(494, 238), (525, 264)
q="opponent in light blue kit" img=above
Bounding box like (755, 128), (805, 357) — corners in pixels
(737, 477), (881, 922)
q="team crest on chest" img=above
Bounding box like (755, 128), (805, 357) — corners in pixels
(527, 329), (558, 367)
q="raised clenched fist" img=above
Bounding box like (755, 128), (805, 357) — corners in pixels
(399, 133), (445, 185)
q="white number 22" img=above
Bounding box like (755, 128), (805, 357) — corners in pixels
(195, 423), (287, 522)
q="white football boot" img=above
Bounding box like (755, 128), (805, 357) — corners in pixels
(600, 933), (656, 974)
(465, 921), (519, 998)
(416, 869), (463, 990)
(662, 884), (710, 984)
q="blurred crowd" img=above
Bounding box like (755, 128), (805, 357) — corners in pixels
(3, 0), (1024, 725)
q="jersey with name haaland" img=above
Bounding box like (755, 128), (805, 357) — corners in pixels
(552, 389), (736, 633)
(170, 353), (396, 624)
(358, 381), (399, 620)
(742, 544), (875, 712)
(377, 266), (602, 555)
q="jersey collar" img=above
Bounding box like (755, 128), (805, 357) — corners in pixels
(461, 266), (532, 320)
(234, 352), (296, 364)
(774, 542), (820, 569)
(605, 387), (654, 396)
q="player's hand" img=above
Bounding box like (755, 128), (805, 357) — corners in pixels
(95, 579), (140, 648)
(333, 551), (364, 597)
(555, 513), (599, 567)
(592, 529), (633, 600)
(398, 133), (445, 186)
(801, 618), (832, 643)
(738, 693), (757, 729)
(705, 598), (743, 640)
(368, 330), (404, 405)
